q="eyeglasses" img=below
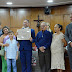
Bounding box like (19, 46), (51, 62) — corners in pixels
(23, 22), (27, 24)
(40, 25), (46, 27)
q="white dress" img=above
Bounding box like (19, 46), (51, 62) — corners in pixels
(51, 32), (65, 70)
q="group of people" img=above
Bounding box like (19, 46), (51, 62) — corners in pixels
(0, 13), (72, 72)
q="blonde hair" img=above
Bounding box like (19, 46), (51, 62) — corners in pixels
(46, 22), (50, 27)
(46, 22), (52, 32)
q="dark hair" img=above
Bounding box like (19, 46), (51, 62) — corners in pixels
(2, 26), (10, 34)
(57, 24), (63, 31)
(8, 30), (14, 34)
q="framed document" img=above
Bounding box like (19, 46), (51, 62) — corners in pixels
(17, 28), (31, 40)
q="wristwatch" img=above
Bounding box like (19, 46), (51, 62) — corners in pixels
(44, 47), (46, 49)
(68, 41), (71, 44)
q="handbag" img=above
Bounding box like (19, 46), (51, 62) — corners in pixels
(0, 46), (5, 56)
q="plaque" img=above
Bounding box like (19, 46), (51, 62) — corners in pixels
(17, 28), (31, 40)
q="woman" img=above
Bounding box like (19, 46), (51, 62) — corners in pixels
(0, 26), (16, 72)
(46, 22), (53, 34)
(51, 24), (66, 72)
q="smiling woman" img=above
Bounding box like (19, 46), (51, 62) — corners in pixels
(0, 26), (16, 72)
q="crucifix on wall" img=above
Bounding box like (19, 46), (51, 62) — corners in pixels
(34, 15), (44, 31)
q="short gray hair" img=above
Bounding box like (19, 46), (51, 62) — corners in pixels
(41, 22), (47, 26)
(23, 19), (29, 23)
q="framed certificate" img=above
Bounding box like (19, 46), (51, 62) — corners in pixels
(17, 28), (31, 40)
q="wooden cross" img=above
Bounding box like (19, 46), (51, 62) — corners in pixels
(34, 15), (44, 31)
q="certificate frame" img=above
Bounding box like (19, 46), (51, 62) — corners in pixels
(17, 28), (31, 40)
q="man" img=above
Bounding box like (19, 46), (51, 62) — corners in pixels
(65, 13), (72, 72)
(16, 19), (35, 72)
(35, 22), (52, 72)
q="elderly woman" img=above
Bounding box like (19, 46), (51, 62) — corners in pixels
(51, 24), (66, 72)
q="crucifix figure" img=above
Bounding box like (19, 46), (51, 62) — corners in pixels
(34, 15), (44, 31)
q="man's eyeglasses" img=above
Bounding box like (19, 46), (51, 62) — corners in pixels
(23, 22), (27, 24)
(40, 25), (45, 27)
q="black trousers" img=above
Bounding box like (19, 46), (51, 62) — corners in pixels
(67, 48), (72, 72)
(38, 48), (51, 72)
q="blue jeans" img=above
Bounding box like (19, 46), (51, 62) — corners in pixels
(7, 59), (17, 72)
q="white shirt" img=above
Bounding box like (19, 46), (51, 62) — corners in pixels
(5, 38), (18, 59)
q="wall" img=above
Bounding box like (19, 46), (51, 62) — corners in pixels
(0, 5), (72, 35)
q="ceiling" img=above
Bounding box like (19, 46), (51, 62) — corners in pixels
(0, 0), (72, 7)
